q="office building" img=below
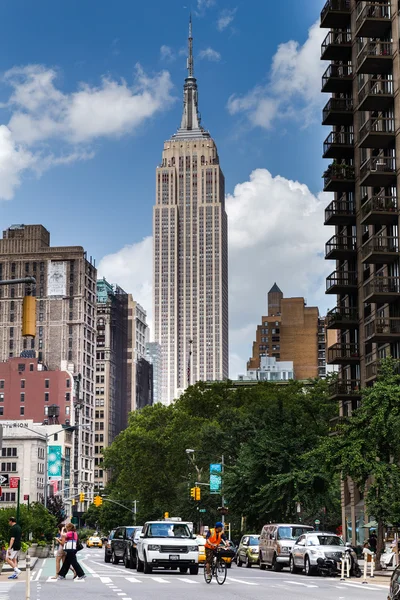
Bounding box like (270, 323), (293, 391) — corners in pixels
(95, 279), (129, 490)
(146, 342), (162, 404)
(320, 0), (400, 544)
(239, 356), (294, 382)
(127, 296), (152, 411)
(0, 224), (96, 509)
(247, 284), (323, 380)
(153, 20), (229, 404)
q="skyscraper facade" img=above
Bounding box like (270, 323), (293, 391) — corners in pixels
(153, 21), (229, 404)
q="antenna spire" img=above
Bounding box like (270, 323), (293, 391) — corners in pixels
(188, 14), (194, 78)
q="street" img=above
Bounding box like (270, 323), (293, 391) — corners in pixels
(6, 549), (390, 600)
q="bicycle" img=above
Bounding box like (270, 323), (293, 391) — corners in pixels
(204, 546), (233, 585)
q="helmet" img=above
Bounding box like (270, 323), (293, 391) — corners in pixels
(215, 522), (224, 528)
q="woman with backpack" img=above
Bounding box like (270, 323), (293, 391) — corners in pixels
(57, 523), (85, 580)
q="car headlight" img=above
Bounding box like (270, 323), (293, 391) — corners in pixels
(281, 547), (290, 553)
(309, 549), (324, 556)
(251, 549), (258, 554)
(199, 546), (205, 552)
(147, 545), (161, 551)
(188, 546), (198, 552)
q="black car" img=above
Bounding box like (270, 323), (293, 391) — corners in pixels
(390, 565), (400, 599)
(104, 529), (116, 563)
(110, 526), (143, 569)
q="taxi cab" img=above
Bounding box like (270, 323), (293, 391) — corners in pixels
(87, 536), (103, 548)
(196, 535), (206, 565)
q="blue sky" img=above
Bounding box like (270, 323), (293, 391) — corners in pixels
(0, 0), (331, 375)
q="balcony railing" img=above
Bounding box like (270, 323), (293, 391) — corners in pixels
(328, 379), (362, 399)
(324, 198), (356, 225)
(366, 354), (400, 380)
(322, 64), (353, 93)
(361, 235), (399, 263)
(359, 117), (395, 148)
(356, 2), (391, 38)
(323, 163), (355, 192)
(326, 271), (357, 294)
(327, 343), (360, 364)
(323, 131), (354, 159)
(363, 275), (400, 303)
(326, 234), (357, 259)
(358, 77), (393, 111)
(356, 41), (393, 74)
(321, 0), (351, 28)
(360, 155), (396, 187)
(326, 306), (358, 329)
(361, 195), (398, 225)
(321, 31), (352, 61)
(365, 316), (400, 342)
(322, 97), (353, 126)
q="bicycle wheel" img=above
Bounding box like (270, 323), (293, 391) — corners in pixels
(216, 559), (227, 585)
(203, 565), (212, 584)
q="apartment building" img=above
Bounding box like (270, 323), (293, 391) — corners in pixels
(0, 224), (96, 509)
(321, 0), (400, 544)
(127, 296), (152, 412)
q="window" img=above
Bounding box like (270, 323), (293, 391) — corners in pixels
(0, 381), (3, 389)
(44, 393), (49, 402)
(20, 380), (25, 389)
(65, 393), (70, 402)
(1, 448), (16, 457)
(45, 379), (49, 388)
(0, 408), (3, 416)
(0, 394), (3, 403)
(29, 364), (34, 372)
(20, 393), (25, 403)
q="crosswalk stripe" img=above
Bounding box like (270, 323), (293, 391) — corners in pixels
(178, 578), (198, 584)
(100, 577), (112, 583)
(151, 577), (170, 584)
(283, 580), (318, 588)
(125, 578), (142, 583)
(227, 577), (258, 586)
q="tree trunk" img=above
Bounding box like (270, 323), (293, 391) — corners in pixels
(375, 520), (385, 570)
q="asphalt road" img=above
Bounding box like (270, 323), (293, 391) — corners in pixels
(7, 549), (391, 600)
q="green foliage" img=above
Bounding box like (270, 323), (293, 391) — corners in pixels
(0, 503), (57, 544)
(46, 495), (66, 525)
(103, 379), (340, 532)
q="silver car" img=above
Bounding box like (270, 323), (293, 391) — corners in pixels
(290, 532), (345, 576)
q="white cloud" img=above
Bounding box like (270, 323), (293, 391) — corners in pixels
(0, 63), (175, 200)
(195, 0), (216, 15)
(227, 21), (326, 129)
(217, 8), (237, 31)
(99, 168), (331, 379)
(198, 48), (221, 62)
(160, 45), (175, 62)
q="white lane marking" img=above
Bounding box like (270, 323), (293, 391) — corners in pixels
(151, 577), (171, 584)
(117, 594), (126, 596)
(125, 578), (142, 583)
(79, 559), (100, 578)
(340, 582), (388, 591)
(227, 577), (258, 586)
(34, 569), (42, 581)
(100, 577), (112, 583)
(178, 578), (198, 584)
(45, 578), (57, 583)
(42, 559), (47, 567)
(283, 580), (318, 588)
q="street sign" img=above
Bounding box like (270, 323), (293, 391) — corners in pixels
(315, 519), (320, 525)
(24, 495), (29, 501)
(9, 477), (19, 489)
(210, 474), (222, 494)
(199, 509), (206, 513)
(0, 474), (9, 487)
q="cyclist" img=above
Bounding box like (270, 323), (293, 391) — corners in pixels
(205, 522), (229, 576)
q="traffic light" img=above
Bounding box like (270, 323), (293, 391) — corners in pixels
(93, 495), (103, 507)
(22, 296), (36, 337)
(72, 499), (76, 507)
(164, 512), (169, 519)
(190, 487), (196, 499)
(79, 492), (85, 503)
(195, 487), (201, 501)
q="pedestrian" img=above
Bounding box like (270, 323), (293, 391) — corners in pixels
(52, 524), (77, 580)
(6, 517), (21, 579)
(57, 523), (85, 580)
(368, 531), (378, 553)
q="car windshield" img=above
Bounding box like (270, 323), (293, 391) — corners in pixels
(278, 527), (311, 540)
(126, 527), (137, 538)
(146, 523), (191, 538)
(248, 536), (259, 546)
(307, 535), (344, 547)
(109, 531), (115, 540)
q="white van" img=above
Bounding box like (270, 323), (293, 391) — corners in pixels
(259, 523), (313, 571)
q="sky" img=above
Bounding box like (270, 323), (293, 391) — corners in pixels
(0, 0), (333, 378)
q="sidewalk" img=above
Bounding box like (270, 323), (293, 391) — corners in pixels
(2, 557), (38, 573)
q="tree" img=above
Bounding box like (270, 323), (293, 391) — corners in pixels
(46, 495), (66, 524)
(318, 357), (400, 558)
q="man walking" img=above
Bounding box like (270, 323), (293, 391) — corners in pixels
(6, 517), (21, 579)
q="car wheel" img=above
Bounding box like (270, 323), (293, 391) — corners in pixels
(189, 565), (199, 575)
(179, 567), (188, 574)
(112, 551), (119, 565)
(245, 556), (252, 568)
(289, 555), (300, 574)
(304, 555), (315, 576)
(272, 555), (283, 572)
(259, 556), (267, 571)
(237, 556), (243, 567)
(136, 553), (144, 573)
(105, 552), (111, 564)
(143, 553), (152, 574)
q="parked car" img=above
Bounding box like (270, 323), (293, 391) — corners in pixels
(389, 564), (400, 600)
(196, 535), (206, 566)
(110, 525), (143, 568)
(290, 531), (345, 576)
(237, 535), (260, 568)
(87, 535), (102, 548)
(136, 520), (199, 574)
(104, 529), (116, 563)
(259, 523), (313, 571)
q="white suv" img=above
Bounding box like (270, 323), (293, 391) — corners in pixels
(136, 520), (199, 575)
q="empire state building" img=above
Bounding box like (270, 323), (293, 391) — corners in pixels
(153, 19), (229, 404)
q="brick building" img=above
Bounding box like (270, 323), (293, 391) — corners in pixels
(247, 284), (324, 380)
